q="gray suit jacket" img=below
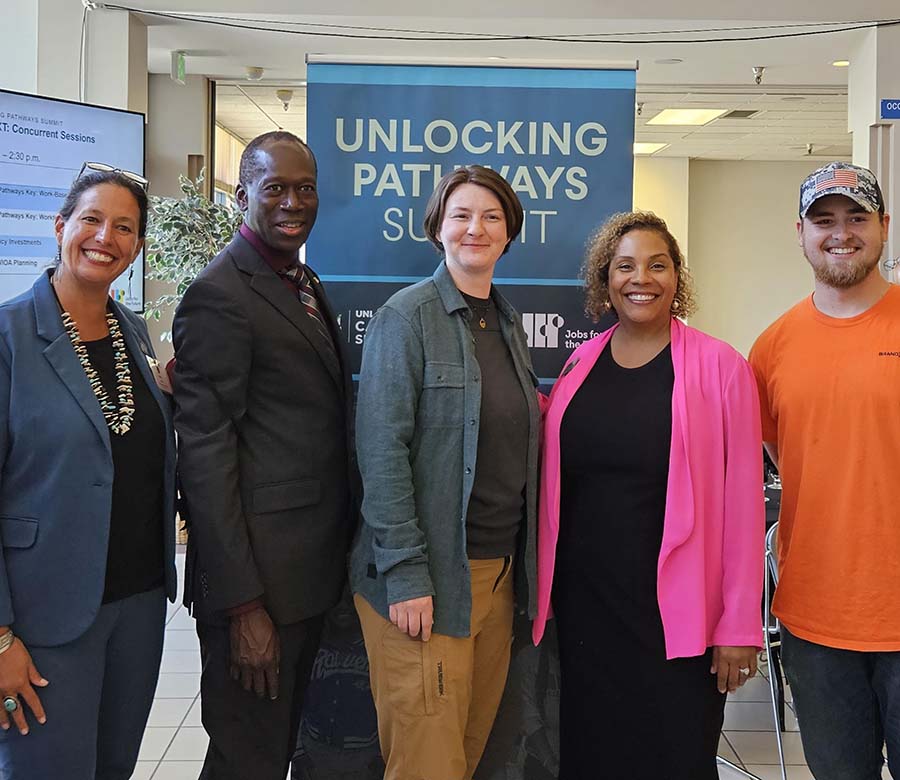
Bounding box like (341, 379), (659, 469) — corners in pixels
(173, 234), (356, 625)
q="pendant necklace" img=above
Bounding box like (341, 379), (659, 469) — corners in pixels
(469, 298), (493, 329)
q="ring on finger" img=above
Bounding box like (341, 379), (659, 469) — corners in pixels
(738, 667), (751, 675)
(2, 696), (18, 713)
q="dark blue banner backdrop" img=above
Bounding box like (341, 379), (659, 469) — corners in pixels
(296, 60), (634, 780)
(306, 61), (636, 382)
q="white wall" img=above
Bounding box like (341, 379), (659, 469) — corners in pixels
(146, 74), (211, 359)
(1, 0), (39, 95)
(687, 159), (821, 356)
(633, 157), (690, 259)
(147, 74), (210, 198)
(84, 11), (148, 115)
(849, 26), (900, 265)
(2, 0), (83, 100)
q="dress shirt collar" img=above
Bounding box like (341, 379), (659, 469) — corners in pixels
(239, 223), (298, 274)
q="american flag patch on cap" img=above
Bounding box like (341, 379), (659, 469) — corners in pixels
(815, 169), (858, 192)
(800, 161), (883, 217)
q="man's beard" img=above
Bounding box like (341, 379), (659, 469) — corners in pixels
(807, 249), (883, 289)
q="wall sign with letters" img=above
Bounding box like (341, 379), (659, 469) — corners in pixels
(881, 99), (900, 119)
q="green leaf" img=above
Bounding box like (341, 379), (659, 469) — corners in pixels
(144, 166), (240, 314)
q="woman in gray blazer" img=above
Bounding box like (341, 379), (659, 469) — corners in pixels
(0, 165), (177, 779)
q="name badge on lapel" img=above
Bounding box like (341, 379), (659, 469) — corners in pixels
(146, 356), (173, 395)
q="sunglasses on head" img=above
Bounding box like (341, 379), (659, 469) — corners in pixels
(76, 162), (149, 191)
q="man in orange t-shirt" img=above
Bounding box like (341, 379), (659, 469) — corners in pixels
(750, 162), (900, 780)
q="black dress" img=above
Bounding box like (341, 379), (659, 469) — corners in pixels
(553, 343), (725, 780)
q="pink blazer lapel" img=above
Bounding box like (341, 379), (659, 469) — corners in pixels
(659, 318), (697, 564)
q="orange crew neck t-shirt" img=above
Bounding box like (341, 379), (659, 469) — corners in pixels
(750, 284), (900, 651)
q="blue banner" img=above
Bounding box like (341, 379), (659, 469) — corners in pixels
(306, 61), (635, 380)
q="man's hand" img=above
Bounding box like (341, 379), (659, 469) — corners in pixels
(389, 596), (433, 641)
(229, 607), (280, 699)
(0, 637), (49, 735)
(711, 645), (758, 694)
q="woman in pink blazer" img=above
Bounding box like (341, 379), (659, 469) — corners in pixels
(533, 212), (764, 779)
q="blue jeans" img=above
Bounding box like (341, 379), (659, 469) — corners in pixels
(781, 627), (900, 780)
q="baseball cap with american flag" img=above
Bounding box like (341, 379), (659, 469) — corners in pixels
(799, 161), (884, 218)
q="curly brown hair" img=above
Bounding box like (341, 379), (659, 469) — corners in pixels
(582, 211), (697, 322)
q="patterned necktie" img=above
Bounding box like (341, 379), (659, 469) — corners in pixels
(279, 264), (336, 351)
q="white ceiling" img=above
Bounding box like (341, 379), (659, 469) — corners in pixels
(634, 87), (850, 160)
(215, 83), (852, 162)
(216, 85), (308, 143)
(127, 2), (900, 160)
(132, 0), (900, 17)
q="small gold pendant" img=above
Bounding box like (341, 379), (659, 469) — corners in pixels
(479, 317), (487, 329)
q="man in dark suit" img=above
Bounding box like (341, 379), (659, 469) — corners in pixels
(173, 131), (355, 780)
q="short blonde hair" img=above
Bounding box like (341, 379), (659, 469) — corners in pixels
(582, 211), (697, 321)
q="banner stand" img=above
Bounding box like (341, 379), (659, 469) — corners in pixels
(298, 55), (637, 780)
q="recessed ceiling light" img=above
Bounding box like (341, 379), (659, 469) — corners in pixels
(634, 142), (669, 155)
(832, 60), (850, 67)
(646, 108), (727, 126)
(655, 58), (683, 65)
(723, 109), (759, 120)
(487, 56), (506, 60)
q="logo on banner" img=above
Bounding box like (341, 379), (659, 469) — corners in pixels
(522, 312), (565, 348)
(338, 309), (375, 345)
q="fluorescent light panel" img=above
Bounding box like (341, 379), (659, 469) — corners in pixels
(634, 142), (669, 155)
(647, 108), (727, 126)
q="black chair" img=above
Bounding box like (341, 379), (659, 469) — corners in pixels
(764, 521), (788, 780)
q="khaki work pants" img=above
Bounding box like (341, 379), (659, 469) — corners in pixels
(355, 557), (514, 780)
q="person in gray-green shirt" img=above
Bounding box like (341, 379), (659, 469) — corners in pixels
(351, 165), (541, 780)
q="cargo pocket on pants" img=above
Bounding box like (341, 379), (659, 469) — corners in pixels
(380, 622), (437, 716)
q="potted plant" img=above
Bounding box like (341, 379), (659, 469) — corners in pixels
(144, 169), (244, 330)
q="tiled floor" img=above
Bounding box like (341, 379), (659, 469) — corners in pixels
(134, 554), (890, 779)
